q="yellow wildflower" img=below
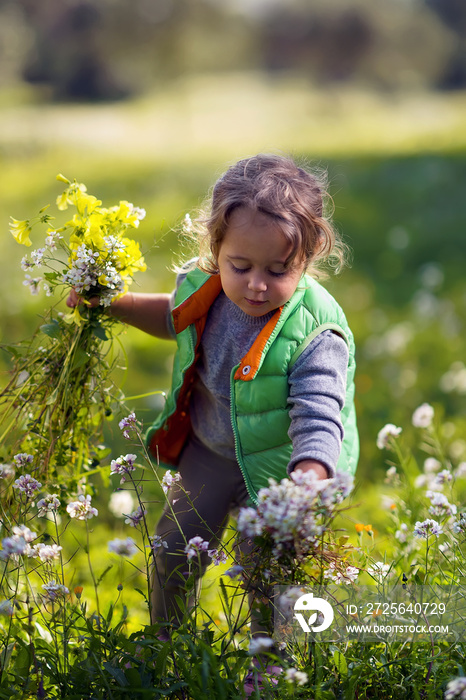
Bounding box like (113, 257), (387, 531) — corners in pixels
(10, 217), (33, 247)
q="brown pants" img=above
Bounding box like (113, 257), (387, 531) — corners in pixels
(150, 436), (271, 635)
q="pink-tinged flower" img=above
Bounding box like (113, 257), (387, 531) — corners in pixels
(412, 403), (434, 429)
(32, 543), (63, 563)
(118, 412), (139, 439)
(42, 581), (69, 602)
(414, 519), (443, 539)
(285, 668), (308, 686)
(37, 494), (61, 517)
(376, 424), (402, 450)
(0, 536), (29, 559)
(207, 548), (228, 566)
(324, 562), (359, 584)
(426, 490), (457, 517)
(12, 525), (37, 543)
(0, 463), (15, 480)
(444, 676), (466, 699)
(248, 636), (274, 655)
(13, 453), (33, 468)
(184, 536), (209, 561)
(161, 470), (182, 494)
(66, 494), (98, 520)
(148, 535), (168, 554)
(13, 474), (42, 499)
(108, 537), (138, 557)
(124, 505), (145, 527)
(110, 454), (137, 484)
(367, 562), (391, 579)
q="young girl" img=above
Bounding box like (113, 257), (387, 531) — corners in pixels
(68, 153), (358, 641)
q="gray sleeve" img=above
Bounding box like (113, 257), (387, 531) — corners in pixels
(287, 329), (349, 478)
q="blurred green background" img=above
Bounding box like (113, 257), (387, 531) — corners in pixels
(1, 0), (466, 520)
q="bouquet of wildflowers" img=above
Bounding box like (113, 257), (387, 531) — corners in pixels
(1, 175), (147, 487)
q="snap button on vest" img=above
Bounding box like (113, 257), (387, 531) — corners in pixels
(242, 365), (251, 376)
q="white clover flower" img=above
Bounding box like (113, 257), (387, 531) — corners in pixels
(412, 403), (434, 429)
(376, 424), (402, 450)
(110, 454), (137, 484)
(66, 494), (98, 520)
(367, 562), (391, 579)
(108, 537), (138, 558)
(45, 231), (62, 250)
(32, 543), (63, 563)
(414, 519), (443, 539)
(455, 462), (466, 479)
(207, 548), (228, 566)
(37, 494), (61, 517)
(445, 676), (466, 699)
(109, 490), (135, 518)
(42, 580), (69, 602)
(13, 474), (42, 499)
(285, 668), (308, 686)
(161, 470), (182, 494)
(248, 636), (275, 656)
(184, 536), (209, 561)
(237, 507), (263, 538)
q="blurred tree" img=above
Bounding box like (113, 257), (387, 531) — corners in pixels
(424, 0), (466, 88)
(260, 0), (453, 89)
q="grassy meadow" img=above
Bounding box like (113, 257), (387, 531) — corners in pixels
(1, 75), (466, 640)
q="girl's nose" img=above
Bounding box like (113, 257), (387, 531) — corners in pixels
(248, 272), (267, 292)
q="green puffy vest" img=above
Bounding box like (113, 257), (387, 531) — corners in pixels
(146, 266), (359, 505)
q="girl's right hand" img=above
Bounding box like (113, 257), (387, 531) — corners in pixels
(66, 289), (100, 309)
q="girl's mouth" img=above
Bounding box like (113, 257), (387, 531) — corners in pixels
(245, 298), (266, 306)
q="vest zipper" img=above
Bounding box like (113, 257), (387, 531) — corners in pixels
(229, 365), (257, 506)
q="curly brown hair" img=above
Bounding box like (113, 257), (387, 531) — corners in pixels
(190, 154), (347, 278)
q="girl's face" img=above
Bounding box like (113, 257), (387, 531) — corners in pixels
(217, 207), (306, 317)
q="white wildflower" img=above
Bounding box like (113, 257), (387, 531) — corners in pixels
(248, 636), (274, 655)
(184, 536), (209, 561)
(426, 490), (457, 517)
(42, 581), (69, 602)
(12, 525), (37, 543)
(110, 454), (137, 484)
(207, 548), (228, 566)
(37, 494), (60, 517)
(66, 494), (98, 520)
(367, 562), (391, 579)
(376, 424), (402, 449)
(118, 412), (139, 439)
(124, 505), (145, 528)
(395, 523), (409, 543)
(13, 474), (42, 499)
(161, 470), (182, 494)
(455, 462), (466, 479)
(32, 543), (62, 562)
(0, 463), (15, 480)
(109, 490), (135, 518)
(445, 676), (466, 699)
(108, 537), (138, 557)
(412, 403), (434, 428)
(285, 668), (308, 686)
(424, 457), (441, 474)
(148, 535), (168, 554)
(414, 519), (443, 539)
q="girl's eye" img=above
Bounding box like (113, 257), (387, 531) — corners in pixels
(269, 270), (286, 278)
(231, 264), (249, 275)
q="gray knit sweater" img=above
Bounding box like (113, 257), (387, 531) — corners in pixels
(167, 278), (348, 478)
